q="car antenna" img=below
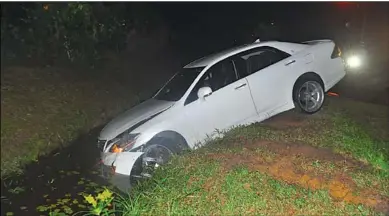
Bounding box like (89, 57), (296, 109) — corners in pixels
(254, 38), (261, 43)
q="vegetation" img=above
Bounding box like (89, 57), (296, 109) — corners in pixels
(0, 66), (137, 178)
(0, 2), (170, 179)
(111, 98), (389, 215)
(81, 188), (115, 216)
(1, 3), (161, 67)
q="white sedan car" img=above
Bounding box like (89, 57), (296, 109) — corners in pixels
(98, 39), (346, 191)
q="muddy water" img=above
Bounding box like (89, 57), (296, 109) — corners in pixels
(0, 126), (112, 216)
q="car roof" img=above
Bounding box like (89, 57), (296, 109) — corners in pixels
(184, 41), (302, 68)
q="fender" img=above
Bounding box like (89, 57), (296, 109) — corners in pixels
(150, 130), (190, 150)
(109, 130), (189, 177)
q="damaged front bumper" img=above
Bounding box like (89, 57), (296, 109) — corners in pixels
(101, 151), (144, 176)
(100, 151), (144, 192)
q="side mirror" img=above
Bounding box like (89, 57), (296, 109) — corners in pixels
(197, 87), (213, 100)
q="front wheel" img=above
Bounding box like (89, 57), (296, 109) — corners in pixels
(140, 144), (174, 178)
(293, 78), (325, 114)
(130, 139), (180, 185)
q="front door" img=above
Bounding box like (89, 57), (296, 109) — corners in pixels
(183, 58), (257, 146)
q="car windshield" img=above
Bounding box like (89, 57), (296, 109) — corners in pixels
(154, 67), (204, 101)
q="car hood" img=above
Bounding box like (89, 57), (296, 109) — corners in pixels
(99, 99), (175, 140)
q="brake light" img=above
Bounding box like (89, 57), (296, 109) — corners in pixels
(331, 44), (342, 59)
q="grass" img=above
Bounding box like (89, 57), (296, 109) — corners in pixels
(0, 66), (138, 178)
(118, 159), (383, 215)
(114, 97), (389, 215)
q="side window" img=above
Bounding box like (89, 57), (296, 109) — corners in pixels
(185, 59), (238, 105)
(247, 50), (288, 74)
(232, 56), (249, 79)
(238, 46), (291, 76)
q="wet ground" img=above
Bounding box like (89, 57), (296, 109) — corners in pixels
(1, 67), (387, 215)
(0, 126), (109, 216)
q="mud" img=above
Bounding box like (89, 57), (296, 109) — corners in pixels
(207, 140), (389, 213)
(260, 110), (308, 130)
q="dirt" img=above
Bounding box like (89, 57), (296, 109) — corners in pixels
(260, 110), (309, 130)
(206, 140), (389, 213)
(200, 172), (228, 209)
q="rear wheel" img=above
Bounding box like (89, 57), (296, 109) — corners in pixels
(293, 77), (325, 114)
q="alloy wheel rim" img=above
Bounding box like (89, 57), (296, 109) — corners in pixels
(297, 81), (324, 113)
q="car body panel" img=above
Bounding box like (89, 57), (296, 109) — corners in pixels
(130, 104), (194, 148)
(307, 43), (346, 91)
(179, 77), (258, 147)
(101, 151), (143, 176)
(98, 99), (175, 141)
(246, 57), (297, 114)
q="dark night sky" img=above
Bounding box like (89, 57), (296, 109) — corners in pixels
(153, 2), (353, 41)
(155, 2), (387, 33)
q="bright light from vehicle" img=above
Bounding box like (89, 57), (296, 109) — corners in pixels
(346, 55), (362, 68)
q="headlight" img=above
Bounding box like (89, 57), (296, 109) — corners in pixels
(346, 55), (362, 68)
(109, 133), (140, 153)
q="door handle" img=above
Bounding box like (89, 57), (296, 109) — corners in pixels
(235, 83), (247, 90)
(204, 92), (212, 98)
(285, 60), (296, 66)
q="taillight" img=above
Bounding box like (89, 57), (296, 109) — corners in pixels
(331, 44), (342, 59)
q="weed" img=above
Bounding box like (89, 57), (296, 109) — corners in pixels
(76, 188), (115, 216)
(8, 186), (25, 195)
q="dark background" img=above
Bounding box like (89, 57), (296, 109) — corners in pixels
(2, 2), (388, 62)
(157, 2), (387, 59)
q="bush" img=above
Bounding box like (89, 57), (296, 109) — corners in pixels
(1, 3), (142, 66)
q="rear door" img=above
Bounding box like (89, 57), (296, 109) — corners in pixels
(237, 46), (295, 114)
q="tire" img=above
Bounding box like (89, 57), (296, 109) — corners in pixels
(130, 137), (182, 185)
(293, 76), (325, 114)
